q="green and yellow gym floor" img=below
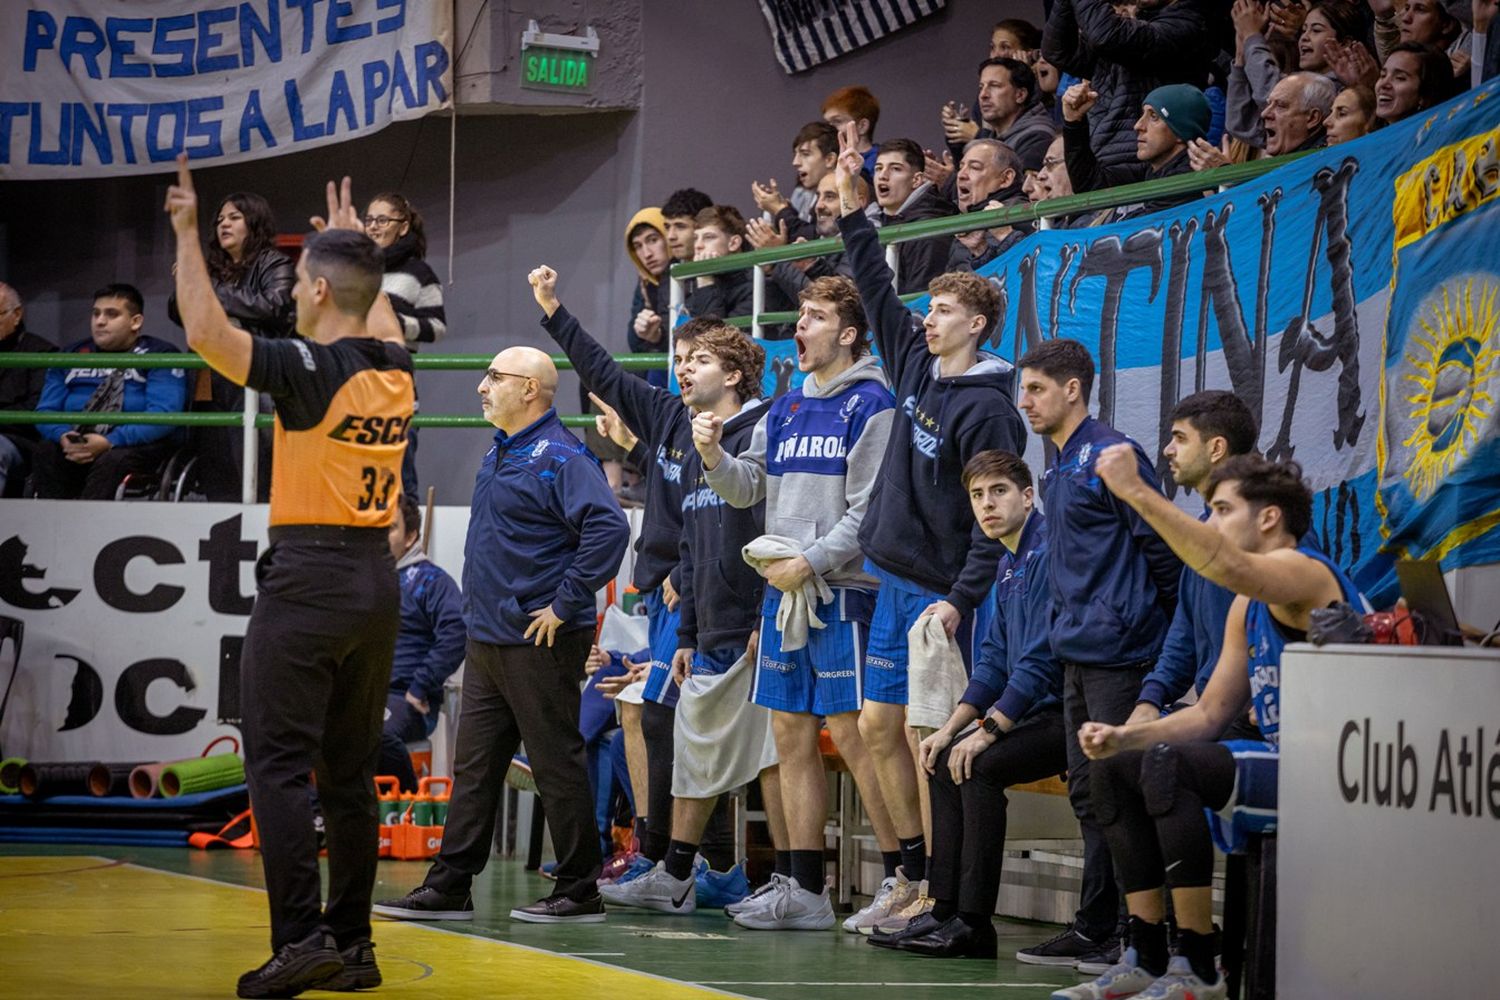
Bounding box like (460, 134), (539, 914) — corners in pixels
(0, 847), (1083, 999)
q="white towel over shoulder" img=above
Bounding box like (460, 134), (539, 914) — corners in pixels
(905, 613), (966, 730)
(742, 534), (834, 652)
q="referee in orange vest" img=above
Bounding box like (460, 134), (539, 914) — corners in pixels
(168, 157), (413, 998)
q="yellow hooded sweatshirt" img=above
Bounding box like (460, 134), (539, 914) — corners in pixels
(625, 207), (669, 286)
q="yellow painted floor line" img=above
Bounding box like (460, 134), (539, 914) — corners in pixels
(0, 856), (743, 999)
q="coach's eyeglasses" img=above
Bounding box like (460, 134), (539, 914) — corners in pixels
(362, 214), (407, 229)
(482, 369), (537, 386)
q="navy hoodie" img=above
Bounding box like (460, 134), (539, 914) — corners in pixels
(677, 398), (770, 652)
(961, 511), (1064, 724)
(1136, 509), (1235, 708)
(390, 549), (467, 706)
(1042, 416), (1181, 666)
(463, 408), (629, 645)
(542, 305), (688, 594)
(839, 209), (1028, 616)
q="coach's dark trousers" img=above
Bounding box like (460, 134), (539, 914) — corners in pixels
(240, 526), (398, 952)
(1063, 660), (1151, 943)
(424, 630), (603, 902)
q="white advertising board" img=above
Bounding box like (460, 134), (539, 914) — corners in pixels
(1277, 643), (1499, 998)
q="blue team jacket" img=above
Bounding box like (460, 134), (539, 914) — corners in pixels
(390, 553), (467, 706)
(36, 335), (188, 447)
(961, 511), (1063, 722)
(463, 409), (629, 646)
(1137, 508), (1235, 708)
(1043, 416), (1182, 666)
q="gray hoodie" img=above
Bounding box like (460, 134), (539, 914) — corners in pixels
(702, 354), (896, 590)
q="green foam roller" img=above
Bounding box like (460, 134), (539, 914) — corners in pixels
(0, 757), (25, 794)
(160, 753), (245, 798)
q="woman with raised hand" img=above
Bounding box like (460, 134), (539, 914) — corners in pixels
(169, 190), (294, 501)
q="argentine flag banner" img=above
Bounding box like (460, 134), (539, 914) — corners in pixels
(750, 79), (1500, 605)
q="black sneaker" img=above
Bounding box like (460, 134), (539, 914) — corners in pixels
(1015, 926), (1098, 967)
(372, 885), (474, 921)
(324, 940), (381, 991)
(1075, 937), (1122, 975)
(510, 893), (607, 924)
(236, 930), (343, 998)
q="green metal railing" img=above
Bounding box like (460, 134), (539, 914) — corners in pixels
(0, 151), (1307, 501)
(668, 152), (1308, 336)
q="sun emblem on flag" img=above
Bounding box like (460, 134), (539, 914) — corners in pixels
(1396, 276), (1499, 499)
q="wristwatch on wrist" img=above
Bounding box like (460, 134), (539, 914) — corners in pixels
(981, 716), (1002, 737)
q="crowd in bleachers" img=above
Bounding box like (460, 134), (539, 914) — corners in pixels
(0, 190), (444, 501)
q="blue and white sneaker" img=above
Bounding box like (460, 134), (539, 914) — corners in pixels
(1050, 947), (1160, 999)
(696, 860), (749, 908)
(602, 853), (654, 888)
(598, 861), (696, 913)
(1133, 956), (1227, 999)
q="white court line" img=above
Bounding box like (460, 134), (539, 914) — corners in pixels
(564, 952), (628, 957)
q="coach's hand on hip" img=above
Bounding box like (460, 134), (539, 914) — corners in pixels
(525, 604), (565, 647)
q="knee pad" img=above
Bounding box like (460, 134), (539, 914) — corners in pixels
(1141, 742), (1180, 818)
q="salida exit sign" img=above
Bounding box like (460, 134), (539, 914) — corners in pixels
(521, 47), (591, 93)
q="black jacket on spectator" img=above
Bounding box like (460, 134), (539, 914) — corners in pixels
(1, 324), (56, 454)
(1044, 0), (1218, 170)
(1063, 118), (1202, 222)
(879, 182), (959, 295)
(169, 249), (296, 339)
(381, 234), (446, 346)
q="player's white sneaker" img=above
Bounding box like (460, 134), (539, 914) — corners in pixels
(724, 873), (787, 916)
(597, 861), (696, 914)
(1050, 947), (1160, 999)
(842, 875), (898, 933)
(732, 876), (834, 930)
(868, 870), (931, 936)
(1133, 956), (1228, 999)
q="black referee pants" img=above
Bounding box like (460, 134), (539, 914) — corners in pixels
(240, 527), (398, 952)
(424, 631), (604, 901)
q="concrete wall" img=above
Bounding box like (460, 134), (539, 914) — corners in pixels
(0, 0), (1042, 504)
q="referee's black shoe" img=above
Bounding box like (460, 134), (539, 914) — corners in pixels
(324, 940), (381, 991)
(372, 885), (474, 921)
(236, 930), (343, 998)
(895, 916), (998, 959)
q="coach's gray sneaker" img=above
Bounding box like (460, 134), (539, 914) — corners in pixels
(598, 861), (696, 913)
(371, 886), (473, 921)
(732, 875), (834, 930)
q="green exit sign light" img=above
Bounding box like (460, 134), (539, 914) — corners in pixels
(522, 48), (592, 92)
